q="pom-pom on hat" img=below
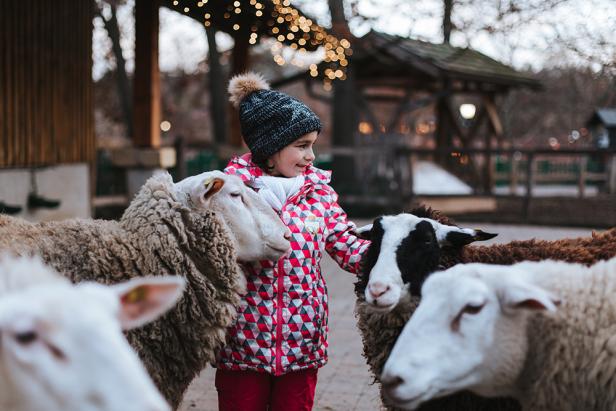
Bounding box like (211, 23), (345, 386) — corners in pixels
(228, 72), (322, 163)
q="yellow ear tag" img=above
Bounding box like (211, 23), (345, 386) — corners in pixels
(122, 286), (147, 304)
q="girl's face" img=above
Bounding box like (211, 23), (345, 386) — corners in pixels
(269, 131), (318, 177)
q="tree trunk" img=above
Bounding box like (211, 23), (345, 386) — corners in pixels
(229, 33), (250, 148)
(97, 2), (133, 138)
(328, 0), (358, 193)
(205, 26), (227, 147)
(443, 0), (453, 44)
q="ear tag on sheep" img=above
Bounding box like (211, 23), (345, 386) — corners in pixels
(123, 286), (147, 304)
(203, 178), (225, 200)
(115, 277), (186, 330)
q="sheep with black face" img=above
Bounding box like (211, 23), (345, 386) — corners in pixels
(354, 209), (496, 310)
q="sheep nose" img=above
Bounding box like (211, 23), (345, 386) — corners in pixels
(368, 281), (390, 299)
(283, 230), (292, 240)
(381, 373), (405, 391)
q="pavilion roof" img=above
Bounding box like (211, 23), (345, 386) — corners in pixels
(273, 30), (541, 91)
(587, 108), (616, 128)
(355, 31), (540, 89)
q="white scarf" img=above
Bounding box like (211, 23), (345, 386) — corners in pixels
(254, 175), (304, 211)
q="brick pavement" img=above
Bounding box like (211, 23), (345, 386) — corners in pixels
(179, 221), (595, 411)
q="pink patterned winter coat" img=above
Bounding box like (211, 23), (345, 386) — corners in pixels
(217, 153), (370, 375)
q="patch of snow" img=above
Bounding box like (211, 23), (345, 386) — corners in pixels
(413, 161), (473, 194)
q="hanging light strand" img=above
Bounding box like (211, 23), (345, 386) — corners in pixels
(173, 0), (352, 83)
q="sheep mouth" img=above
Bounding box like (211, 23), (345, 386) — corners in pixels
(363, 300), (397, 313)
(265, 244), (290, 257)
(384, 389), (432, 410)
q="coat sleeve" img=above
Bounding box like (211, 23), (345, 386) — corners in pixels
(324, 188), (371, 274)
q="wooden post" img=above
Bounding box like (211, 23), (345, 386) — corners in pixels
(510, 153), (518, 195)
(133, 0), (160, 148)
(483, 95), (503, 195)
(435, 88), (452, 168)
(524, 153), (534, 219)
(205, 26), (228, 147)
(577, 155), (587, 198)
(608, 154), (616, 194)
(229, 32), (249, 148)
(174, 136), (186, 181)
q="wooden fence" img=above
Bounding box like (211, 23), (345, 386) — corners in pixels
(317, 146), (616, 215)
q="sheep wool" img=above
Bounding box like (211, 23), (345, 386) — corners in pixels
(355, 206), (616, 411)
(0, 172), (244, 409)
(508, 258), (616, 410)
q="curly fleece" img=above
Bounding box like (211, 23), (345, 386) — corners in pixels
(0, 173), (244, 409)
(354, 206), (616, 411)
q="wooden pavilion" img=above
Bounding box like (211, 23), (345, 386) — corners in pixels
(277, 30), (542, 193)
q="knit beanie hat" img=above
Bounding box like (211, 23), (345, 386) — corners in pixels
(228, 72), (322, 163)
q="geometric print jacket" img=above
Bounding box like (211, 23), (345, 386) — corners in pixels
(217, 153), (370, 375)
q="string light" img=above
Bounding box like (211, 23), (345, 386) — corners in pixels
(173, 0), (352, 82)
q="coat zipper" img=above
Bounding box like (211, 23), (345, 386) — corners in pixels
(273, 184), (313, 376)
(275, 258), (285, 376)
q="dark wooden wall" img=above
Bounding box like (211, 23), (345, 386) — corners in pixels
(0, 0), (94, 168)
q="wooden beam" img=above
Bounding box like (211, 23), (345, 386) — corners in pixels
(386, 89), (413, 132)
(483, 94), (504, 137)
(133, 0), (161, 148)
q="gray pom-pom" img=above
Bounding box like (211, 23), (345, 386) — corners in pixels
(228, 72), (270, 108)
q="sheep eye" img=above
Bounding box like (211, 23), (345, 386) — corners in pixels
(15, 331), (38, 345)
(230, 192), (241, 198)
(462, 303), (485, 315)
(451, 302), (485, 332)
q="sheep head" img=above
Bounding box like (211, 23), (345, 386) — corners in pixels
(174, 170), (290, 262)
(0, 255), (184, 411)
(356, 212), (496, 312)
(380, 262), (559, 409)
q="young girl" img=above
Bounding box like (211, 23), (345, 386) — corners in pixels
(215, 72), (370, 411)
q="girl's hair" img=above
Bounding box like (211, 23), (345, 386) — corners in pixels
(252, 154), (275, 173)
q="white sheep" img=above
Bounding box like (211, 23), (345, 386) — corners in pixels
(381, 257), (616, 411)
(0, 254), (185, 411)
(0, 170), (290, 408)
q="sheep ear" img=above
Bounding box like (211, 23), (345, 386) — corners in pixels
(113, 276), (186, 330)
(203, 177), (225, 200)
(500, 281), (560, 313)
(441, 228), (497, 247)
(354, 224), (373, 240)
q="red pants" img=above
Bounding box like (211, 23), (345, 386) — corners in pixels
(215, 368), (318, 411)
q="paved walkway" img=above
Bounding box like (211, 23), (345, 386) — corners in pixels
(179, 221), (597, 411)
